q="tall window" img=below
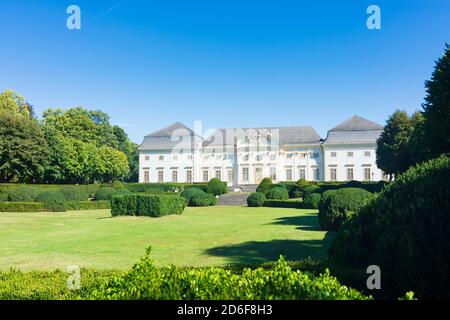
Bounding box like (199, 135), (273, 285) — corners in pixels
(286, 153), (293, 159)
(159, 155), (164, 161)
(144, 170), (150, 183)
(364, 151), (371, 157)
(347, 168), (354, 180)
(158, 170), (164, 182)
(331, 152), (337, 157)
(215, 170), (221, 180)
(299, 168), (306, 180)
(186, 170), (192, 183)
(299, 153), (306, 159)
(270, 167), (277, 181)
(227, 169), (233, 183)
(286, 168), (292, 181)
(172, 170), (178, 182)
(313, 168), (320, 181)
(364, 168), (371, 181)
(187, 154), (193, 160)
(347, 151), (354, 157)
(145, 155), (150, 161)
(330, 168), (337, 181)
(203, 170), (209, 182)
(242, 167), (249, 182)
(173, 155), (178, 160)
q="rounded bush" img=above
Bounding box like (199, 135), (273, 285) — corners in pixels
(303, 193), (321, 209)
(36, 191), (67, 212)
(296, 179), (310, 188)
(302, 185), (322, 198)
(207, 178), (227, 196)
(265, 187), (289, 200)
(7, 186), (39, 202)
(180, 187), (205, 204)
(256, 178), (273, 195)
(144, 188), (165, 195)
(190, 193), (217, 206)
(318, 188), (372, 231)
(247, 192), (266, 207)
(289, 186), (303, 198)
(94, 187), (117, 200)
(345, 180), (363, 188)
(330, 155), (450, 299)
(111, 181), (125, 189)
(59, 186), (88, 201)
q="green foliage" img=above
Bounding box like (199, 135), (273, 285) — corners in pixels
(180, 187), (205, 203)
(256, 178), (272, 195)
(330, 155), (450, 299)
(303, 193), (321, 209)
(288, 186), (303, 198)
(296, 179), (310, 188)
(111, 181), (125, 189)
(144, 188), (166, 195)
(190, 193), (217, 207)
(318, 188), (372, 231)
(7, 186), (39, 202)
(0, 202), (44, 212)
(247, 192), (266, 207)
(111, 194), (186, 217)
(94, 187), (118, 200)
(206, 178), (227, 196)
(265, 187), (289, 200)
(91, 251), (369, 300)
(303, 185), (322, 198)
(0, 89), (31, 117)
(59, 186), (88, 201)
(0, 112), (49, 182)
(183, 184), (208, 192)
(36, 191), (67, 212)
(264, 199), (302, 208)
(64, 200), (110, 210)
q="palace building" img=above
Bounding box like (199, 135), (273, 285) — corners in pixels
(138, 115), (386, 185)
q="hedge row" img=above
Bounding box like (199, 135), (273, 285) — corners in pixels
(111, 194), (186, 217)
(64, 200), (111, 210)
(263, 199), (302, 209)
(180, 188), (216, 206)
(0, 202), (44, 212)
(0, 200), (111, 212)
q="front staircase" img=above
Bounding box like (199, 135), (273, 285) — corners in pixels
(216, 193), (249, 206)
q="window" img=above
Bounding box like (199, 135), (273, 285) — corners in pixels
(243, 154), (249, 161)
(347, 151), (354, 157)
(364, 151), (371, 157)
(202, 170), (209, 182)
(242, 167), (249, 181)
(347, 168), (354, 180)
(299, 153), (306, 159)
(186, 170), (192, 182)
(364, 168), (371, 181)
(270, 154), (276, 161)
(144, 170), (149, 183)
(145, 155), (150, 161)
(270, 167), (277, 181)
(173, 155), (178, 160)
(215, 170), (221, 180)
(159, 155), (164, 161)
(286, 153), (293, 159)
(227, 169), (233, 183)
(203, 155), (209, 160)
(299, 168), (306, 180)
(256, 154), (263, 161)
(187, 154), (193, 160)
(158, 170), (164, 182)
(286, 168), (292, 181)
(330, 168), (337, 181)
(313, 168), (320, 181)
(331, 152), (337, 157)
(172, 170), (178, 182)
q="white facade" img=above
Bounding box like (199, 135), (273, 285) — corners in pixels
(138, 116), (386, 185)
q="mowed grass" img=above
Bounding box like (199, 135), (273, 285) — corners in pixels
(0, 206), (334, 271)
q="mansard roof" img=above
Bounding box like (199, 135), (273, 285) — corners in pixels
(139, 122), (201, 150)
(323, 116), (383, 145)
(202, 126), (321, 147)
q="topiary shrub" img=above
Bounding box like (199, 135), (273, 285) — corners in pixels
(111, 194), (186, 217)
(190, 193), (217, 206)
(303, 193), (321, 209)
(111, 181), (125, 189)
(318, 188), (372, 231)
(59, 186), (88, 201)
(7, 186), (39, 202)
(180, 188), (205, 205)
(247, 192), (266, 207)
(296, 179), (310, 188)
(289, 186), (303, 198)
(256, 178), (273, 195)
(345, 180), (363, 188)
(36, 191), (67, 212)
(94, 187), (117, 201)
(65, 200), (110, 210)
(206, 178), (227, 196)
(265, 187), (289, 200)
(302, 185), (322, 198)
(330, 155), (450, 299)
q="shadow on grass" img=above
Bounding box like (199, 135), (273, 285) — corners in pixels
(205, 234), (335, 265)
(271, 215), (321, 231)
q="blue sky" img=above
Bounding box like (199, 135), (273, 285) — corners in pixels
(1, 0), (449, 143)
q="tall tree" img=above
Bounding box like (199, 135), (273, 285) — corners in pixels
(0, 89), (31, 117)
(420, 44), (450, 160)
(0, 111), (49, 182)
(113, 125), (139, 181)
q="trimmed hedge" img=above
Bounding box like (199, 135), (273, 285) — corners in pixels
(265, 187), (289, 200)
(206, 178), (227, 196)
(0, 202), (44, 212)
(36, 191), (67, 212)
(65, 200), (110, 210)
(125, 183), (183, 193)
(256, 178), (272, 195)
(318, 188), (372, 231)
(288, 186), (303, 199)
(303, 185), (322, 198)
(264, 199), (302, 209)
(190, 193), (217, 206)
(94, 187), (130, 200)
(111, 194), (186, 217)
(7, 186), (39, 202)
(330, 155), (450, 299)
(303, 193), (321, 209)
(247, 192), (266, 207)
(59, 186), (88, 201)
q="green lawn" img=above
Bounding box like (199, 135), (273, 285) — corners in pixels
(0, 206), (334, 271)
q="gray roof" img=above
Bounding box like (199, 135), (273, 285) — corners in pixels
(203, 126), (321, 147)
(139, 122), (202, 150)
(323, 116), (383, 145)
